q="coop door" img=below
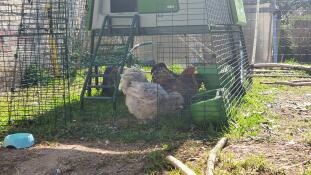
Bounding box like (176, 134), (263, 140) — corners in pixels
(111, 0), (138, 13)
(138, 0), (179, 13)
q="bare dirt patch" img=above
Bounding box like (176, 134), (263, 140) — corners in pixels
(0, 141), (162, 175)
(224, 88), (311, 175)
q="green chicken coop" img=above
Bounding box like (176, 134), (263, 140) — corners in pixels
(82, 0), (251, 126)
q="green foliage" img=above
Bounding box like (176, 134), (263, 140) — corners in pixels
(21, 64), (53, 88)
(145, 143), (178, 174)
(279, 29), (293, 62)
(284, 58), (299, 64)
(142, 66), (152, 81)
(304, 164), (311, 175)
(69, 48), (92, 75)
(169, 64), (184, 74)
(145, 151), (167, 174)
(69, 51), (81, 77)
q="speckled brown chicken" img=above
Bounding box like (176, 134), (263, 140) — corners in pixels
(151, 63), (199, 105)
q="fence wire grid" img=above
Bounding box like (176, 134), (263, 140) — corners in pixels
(2, 0), (308, 137)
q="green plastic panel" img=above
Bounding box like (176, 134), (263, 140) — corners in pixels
(196, 65), (235, 91)
(138, 0), (179, 13)
(230, 0), (247, 26)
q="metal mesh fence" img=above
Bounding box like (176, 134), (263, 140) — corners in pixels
(0, 0), (253, 136)
(0, 0), (89, 132)
(277, 0), (311, 64)
(243, 0), (311, 64)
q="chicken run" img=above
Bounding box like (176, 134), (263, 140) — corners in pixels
(0, 0), (251, 131)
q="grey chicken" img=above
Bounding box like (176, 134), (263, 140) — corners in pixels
(120, 68), (184, 122)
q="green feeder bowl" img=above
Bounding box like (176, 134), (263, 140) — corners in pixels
(191, 88), (228, 125)
(196, 64), (235, 91)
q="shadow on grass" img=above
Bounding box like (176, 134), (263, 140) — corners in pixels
(2, 95), (226, 143)
(1, 95), (227, 174)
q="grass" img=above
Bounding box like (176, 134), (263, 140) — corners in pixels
(284, 58), (301, 65)
(0, 71), (202, 143)
(148, 140), (210, 175)
(145, 143), (183, 174)
(227, 75), (311, 139)
(214, 153), (285, 175)
(226, 78), (276, 139)
(2, 61), (309, 141)
(1, 64), (219, 143)
(304, 129), (311, 145)
(164, 75), (310, 174)
(284, 58), (311, 66)
(304, 164), (311, 175)
(1, 95), (198, 142)
(161, 77), (282, 175)
(145, 150), (168, 174)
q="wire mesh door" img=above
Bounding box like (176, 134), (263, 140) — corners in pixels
(0, 0), (89, 132)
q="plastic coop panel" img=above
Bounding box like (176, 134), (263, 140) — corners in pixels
(92, 0), (211, 30)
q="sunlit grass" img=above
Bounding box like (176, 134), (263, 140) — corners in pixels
(215, 153), (285, 175)
(226, 78), (275, 139)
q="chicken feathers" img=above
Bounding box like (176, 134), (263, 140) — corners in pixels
(151, 63), (199, 105)
(120, 68), (184, 122)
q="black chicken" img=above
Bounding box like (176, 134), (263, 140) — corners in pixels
(101, 66), (118, 97)
(151, 63), (199, 105)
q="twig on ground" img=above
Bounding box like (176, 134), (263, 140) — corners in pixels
(261, 81), (311, 87)
(280, 159), (311, 170)
(15, 167), (20, 175)
(205, 137), (228, 175)
(166, 155), (196, 175)
(291, 79), (311, 83)
(252, 63), (311, 73)
(253, 74), (310, 78)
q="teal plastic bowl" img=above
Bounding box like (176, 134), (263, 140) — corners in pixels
(3, 133), (35, 149)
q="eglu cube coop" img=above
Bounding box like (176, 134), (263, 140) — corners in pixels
(81, 0), (252, 126)
(0, 0), (251, 131)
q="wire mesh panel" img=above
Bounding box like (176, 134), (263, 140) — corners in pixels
(122, 0), (252, 127)
(0, 0), (251, 136)
(206, 0), (234, 25)
(0, 0), (88, 132)
(75, 0), (252, 130)
(277, 0), (311, 64)
(242, 0), (311, 64)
